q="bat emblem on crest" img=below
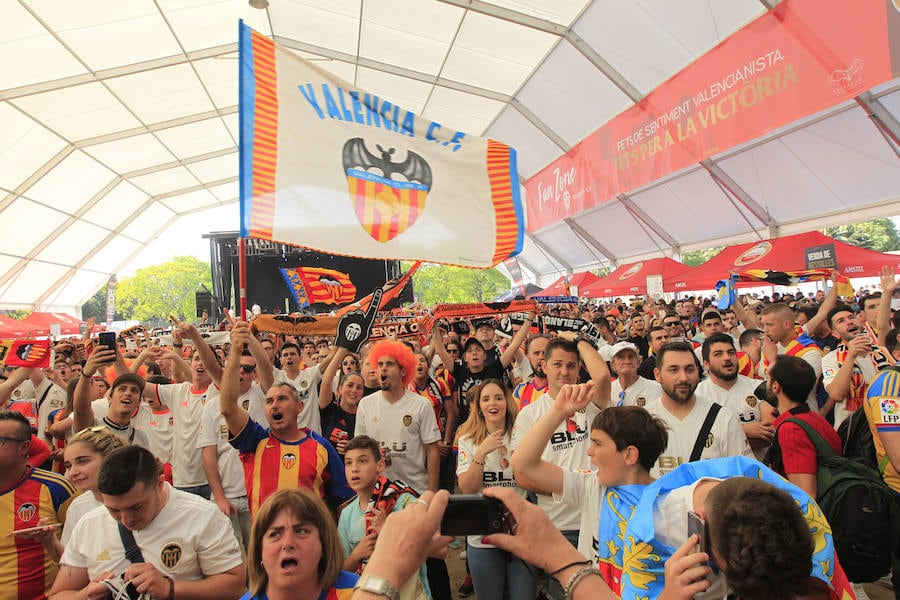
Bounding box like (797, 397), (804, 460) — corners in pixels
(342, 138), (433, 243)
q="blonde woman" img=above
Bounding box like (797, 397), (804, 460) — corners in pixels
(455, 379), (535, 599)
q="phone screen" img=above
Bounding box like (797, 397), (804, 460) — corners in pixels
(440, 495), (507, 536)
(686, 510), (707, 554)
(98, 332), (117, 352)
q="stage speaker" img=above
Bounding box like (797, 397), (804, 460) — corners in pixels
(195, 291), (213, 318)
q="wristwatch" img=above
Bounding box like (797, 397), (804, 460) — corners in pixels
(354, 574), (400, 600)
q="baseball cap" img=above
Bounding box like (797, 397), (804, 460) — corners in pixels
(609, 341), (639, 358)
(111, 373), (145, 394)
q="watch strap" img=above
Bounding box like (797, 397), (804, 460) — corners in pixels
(353, 574), (400, 600)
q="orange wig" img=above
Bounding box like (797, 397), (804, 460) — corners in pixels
(368, 340), (417, 387)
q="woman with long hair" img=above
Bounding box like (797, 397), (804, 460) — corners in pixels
(19, 426), (126, 564)
(243, 488), (357, 600)
(455, 379), (536, 599)
(319, 347), (366, 455)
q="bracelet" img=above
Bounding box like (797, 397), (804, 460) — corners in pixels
(172, 343), (183, 348)
(564, 566), (602, 600)
(548, 559), (591, 577)
(471, 458), (485, 466)
(164, 575), (175, 600)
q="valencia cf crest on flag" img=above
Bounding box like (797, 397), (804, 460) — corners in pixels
(342, 138), (432, 243)
(0, 339), (51, 369)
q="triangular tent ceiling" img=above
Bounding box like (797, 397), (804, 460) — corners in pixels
(1, 1), (898, 312)
(667, 231), (900, 292)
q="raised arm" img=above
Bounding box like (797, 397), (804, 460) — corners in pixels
(178, 320), (224, 385)
(431, 324), (453, 371)
(511, 383), (593, 495)
(878, 267), (897, 347)
(500, 311), (536, 368)
(246, 333), (274, 393)
(75, 349), (117, 431)
(0, 367), (34, 406)
(557, 331), (611, 409)
(732, 297), (759, 331)
(806, 272), (840, 336)
(220, 322), (251, 435)
(319, 346), (349, 409)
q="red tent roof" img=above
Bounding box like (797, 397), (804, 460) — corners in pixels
(17, 312), (84, 337)
(531, 272), (602, 298)
(667, 231), (900, 292)
(0, 315), (36, 339)
(581, 257), (694, 298)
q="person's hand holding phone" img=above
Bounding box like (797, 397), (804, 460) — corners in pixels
(83, 346), (116, 377)
(658, 535), (711, 600)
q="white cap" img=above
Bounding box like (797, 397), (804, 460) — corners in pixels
(609, 341), (640, 358)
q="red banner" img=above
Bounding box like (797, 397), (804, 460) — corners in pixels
(525, 0), (898, 231)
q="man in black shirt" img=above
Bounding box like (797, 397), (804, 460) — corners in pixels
(435, 312), (534, 426)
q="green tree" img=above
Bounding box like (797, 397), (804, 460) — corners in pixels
(81, 286), (109, 322)
(826, 218), (900, 252)
(681, 247), (723, 267)
(116, 256), (212, 322)
(408, 264), (510, 304)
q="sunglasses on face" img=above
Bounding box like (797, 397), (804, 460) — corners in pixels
(240, 364), (256, 374)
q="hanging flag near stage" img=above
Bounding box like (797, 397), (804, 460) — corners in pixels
(0, 339), (51, 369)
(239, 22), (524, 269)
(334, 262), (421, 317)
(280, 267), (357, 307)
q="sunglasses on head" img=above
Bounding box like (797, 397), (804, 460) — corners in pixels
(240, 364), (256, 373)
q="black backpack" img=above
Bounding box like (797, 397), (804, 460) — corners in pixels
(836, 406), (889, 471)
(783, 418), (895, 582)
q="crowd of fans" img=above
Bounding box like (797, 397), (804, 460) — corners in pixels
(3, 268), (900, 600)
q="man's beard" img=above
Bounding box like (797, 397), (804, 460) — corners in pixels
(662, 381), (696, 404)
(532, 365), (546, 379)
(709, 364), (738, 382)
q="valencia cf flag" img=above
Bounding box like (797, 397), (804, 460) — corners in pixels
(0, 339), (51, 368)
(280, 267), (356, 308)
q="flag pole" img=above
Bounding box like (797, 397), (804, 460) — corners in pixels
(238, 237), (248, 319)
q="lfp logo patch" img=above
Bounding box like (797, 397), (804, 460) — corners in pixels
(881, 398), (900, 423)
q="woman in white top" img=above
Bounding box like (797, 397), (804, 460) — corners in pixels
(455, 379), (536, 600)
(21, 425), (126, 562)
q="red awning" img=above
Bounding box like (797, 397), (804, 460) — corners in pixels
(17, 312), (85, 337)
(581, 257), (694, 298)
(0, 315), (36, 339)
(531, 271), (602, 298)
(666, 231), (900, 292)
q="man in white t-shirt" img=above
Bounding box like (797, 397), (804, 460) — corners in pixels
(50, 445), (244, 600)
(75, 350), (149, 449)
(354, 339), (441, 494)
(696, 333), (775, 459)
(130, 326), (215, 498)
(606, 341), (661, 409)
(274, 342), (334, 434)
(14, 369), (67, 443)
(197, 356), (252, 551)
(645, 342), (752, 479)
(511, 333), (611, 541)
(511, 383), (666, 594)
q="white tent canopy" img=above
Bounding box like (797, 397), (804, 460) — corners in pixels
(1, 0), (898, 312)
